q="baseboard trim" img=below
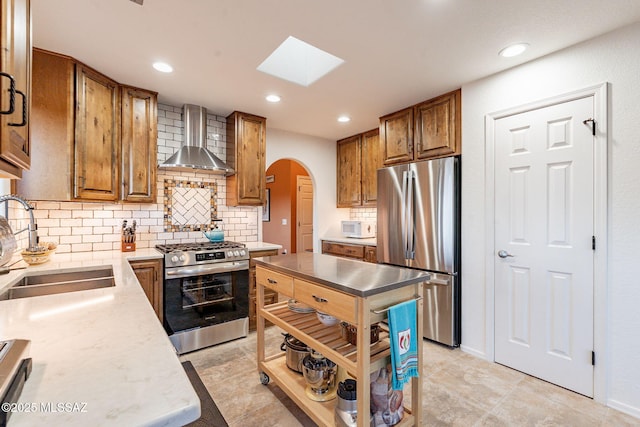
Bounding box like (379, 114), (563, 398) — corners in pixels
(607, 398), (640, 420)
(460, 344), (487, 360)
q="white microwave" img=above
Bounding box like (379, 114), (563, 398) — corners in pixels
(341, 220), (376, 238)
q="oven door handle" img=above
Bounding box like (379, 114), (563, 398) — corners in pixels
(165, 260), (249, 278)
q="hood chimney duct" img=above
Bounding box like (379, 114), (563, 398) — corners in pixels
(160, 104), (233, 175)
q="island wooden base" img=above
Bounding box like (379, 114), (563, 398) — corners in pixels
(255, 256), (424, 426)
(259, 354), (416, 427)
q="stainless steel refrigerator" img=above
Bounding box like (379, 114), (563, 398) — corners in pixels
(377, 156), (460, 346)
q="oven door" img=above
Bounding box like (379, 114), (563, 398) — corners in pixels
(163, 261), (249, 335)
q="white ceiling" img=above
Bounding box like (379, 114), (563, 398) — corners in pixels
(32, 0), (640, 141)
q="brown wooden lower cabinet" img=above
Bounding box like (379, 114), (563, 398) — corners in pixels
(249, 249), (279, 331)
(364, 245), (377, 263)
(129, 258), (163, 323)
(321, 240), (377, 263)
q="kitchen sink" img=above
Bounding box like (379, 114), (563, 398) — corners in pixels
(0, 267), (115, 300)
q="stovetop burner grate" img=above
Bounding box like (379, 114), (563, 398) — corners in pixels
(155, 241), (245, 253)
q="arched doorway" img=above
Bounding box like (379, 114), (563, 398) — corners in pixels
(263, 159), (313, 254)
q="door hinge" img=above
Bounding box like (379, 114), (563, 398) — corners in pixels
(592, 351), (596, 366)
(592, 236), (596, 251)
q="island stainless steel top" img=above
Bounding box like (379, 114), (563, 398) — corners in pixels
(253, 253), (429, 297)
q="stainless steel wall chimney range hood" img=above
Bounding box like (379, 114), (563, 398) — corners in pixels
(160, 104), (233, 175)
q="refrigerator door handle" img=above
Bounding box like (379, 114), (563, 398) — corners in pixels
(401, 170), (409, 260)
(405, 170), (415, 259)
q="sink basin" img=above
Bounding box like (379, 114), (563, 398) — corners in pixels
(1, 267), (115, 300)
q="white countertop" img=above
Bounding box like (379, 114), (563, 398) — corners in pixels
(244, 241), (282, 252)
(0, 249), (200, 427)
(321, 236), (377, 246)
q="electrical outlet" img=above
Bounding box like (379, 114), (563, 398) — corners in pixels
(281, 218), (287, 225)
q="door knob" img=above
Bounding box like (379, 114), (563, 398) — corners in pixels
(497, 250), (514, 258)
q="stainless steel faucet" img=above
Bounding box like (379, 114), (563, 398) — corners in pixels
(0, 194), (39, 251)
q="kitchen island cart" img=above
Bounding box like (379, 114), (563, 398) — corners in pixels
(255, 253), (427, 427)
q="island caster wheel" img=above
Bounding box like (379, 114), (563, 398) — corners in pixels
(259, 372), (270, 385)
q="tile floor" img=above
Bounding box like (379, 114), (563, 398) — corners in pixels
(181, 327), (639, 426)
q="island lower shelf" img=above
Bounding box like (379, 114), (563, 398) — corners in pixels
(260, 354), (416, 427)
(260, 301), (392, 377)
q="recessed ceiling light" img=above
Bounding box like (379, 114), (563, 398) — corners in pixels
(337, 116), (351, 123)
(265, 94), (281, 103)
(499, 43), (529, 58)
(153, 62), (173, 73)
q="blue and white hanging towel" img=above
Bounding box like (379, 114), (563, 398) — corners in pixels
(388, 299), (419, 390)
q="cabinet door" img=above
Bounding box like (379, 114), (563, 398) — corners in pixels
(415, 89), (461, 159)
(364, 246), (377, 263)
(226, 111), (266, 206)
(0, 0), (31, 176)
(74, 64), (120, 201)
(16, 49), (74, 200)
(121, 86), (157, 203)
(130, 259), (163, 322)
(361, 129), (380, 206)
(379, 107), (413, 165)
(336, 134), (362, 207)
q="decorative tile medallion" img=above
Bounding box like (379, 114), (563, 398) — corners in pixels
(164, 179), (218, 232)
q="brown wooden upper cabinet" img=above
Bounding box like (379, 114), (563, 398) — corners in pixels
(0, 0), (31, 179)
(361, 129), (380, 205)
(379, 108), (414, 166)
(226, 111), (266, 206)
(15, 48), (158, 203)
(337, 129), (379, 208)
(337, 134), (361, 207)
(380, 89), (461, 165)
(121, 86), (158, 203)
(74, 64), (121, 201)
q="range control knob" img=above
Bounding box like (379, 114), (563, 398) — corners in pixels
(179, 255), (186, 262)
(227, 251), (234, 257)
(239, 250), (246, 257)
(171, 255), (179, 263)
(234, 250), (240, 256)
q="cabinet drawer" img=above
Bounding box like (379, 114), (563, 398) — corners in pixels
(294, 278), (357, 325)
(256, 267), (293, 297)
(322, 241), (364, 259)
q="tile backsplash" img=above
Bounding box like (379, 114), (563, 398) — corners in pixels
(164, 179), (218, 232)
(350, 207), (377, 222)
(6, 104), (258, 254)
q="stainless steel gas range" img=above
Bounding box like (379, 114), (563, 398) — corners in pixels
(156, 241), (250, 354)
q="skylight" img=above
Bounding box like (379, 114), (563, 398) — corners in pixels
(257, 36), (344, 87)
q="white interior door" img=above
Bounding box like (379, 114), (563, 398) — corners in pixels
(494, 95), (595, 397)
(296, 176), (313, 253)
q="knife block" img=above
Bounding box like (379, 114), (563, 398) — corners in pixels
(121, 232), (136, 252)
(121, 241), (136, 252)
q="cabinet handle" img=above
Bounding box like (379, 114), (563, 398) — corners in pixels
(312, 295), (328, 303)
(8, 90), (27, 127)
(0, 72), (16, 115)
(267, 278), (277, 284)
